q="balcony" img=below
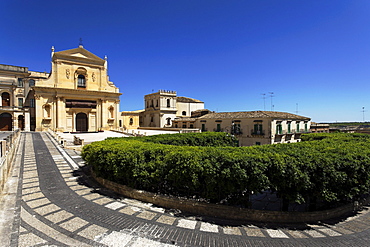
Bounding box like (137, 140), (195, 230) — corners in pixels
(291, 129), (310, 134)
(0, 106), (23, 112)
(251, 130), (265, 136)
(213, 128), (224, 132)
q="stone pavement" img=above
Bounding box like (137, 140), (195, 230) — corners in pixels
(1, 132), (370, 246)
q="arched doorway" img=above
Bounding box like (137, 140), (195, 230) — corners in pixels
(0, 113), (12, 131)
(18, 115), (25, 130)
(76, 113), (88, 132)
(2, 92), (10, 106)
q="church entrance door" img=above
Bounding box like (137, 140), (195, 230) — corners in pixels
(76, 113), (88, 132)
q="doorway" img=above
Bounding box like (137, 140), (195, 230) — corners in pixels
(0, 113), (12, 131)
(18, 115), (25, 130)
(76, 113), (88, 132)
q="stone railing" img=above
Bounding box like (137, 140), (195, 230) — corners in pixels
(47, 128), (84, 149)
(0, 129), (21, 192)
(47, 128), (67, 148)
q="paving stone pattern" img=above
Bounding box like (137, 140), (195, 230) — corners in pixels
(5, 132), (370, 246)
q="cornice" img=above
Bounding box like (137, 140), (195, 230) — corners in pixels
(32, 86), (122, 97)
(53, 57), (105, 67)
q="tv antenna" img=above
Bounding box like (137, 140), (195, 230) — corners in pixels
(261, 93), (266, 111)
(295, 103), (299, 114)
(269, 92), (274, 111)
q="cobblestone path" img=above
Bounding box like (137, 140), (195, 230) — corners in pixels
(1, 132), (370, 246)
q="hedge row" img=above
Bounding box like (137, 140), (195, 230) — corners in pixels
(82, 132), (370, 211)
(130, 132), (239, 147)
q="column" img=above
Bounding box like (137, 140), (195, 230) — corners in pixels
(24, 111), (30, 131)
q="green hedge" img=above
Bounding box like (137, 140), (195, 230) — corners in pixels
(82, 132), (370, 211)
(129, 132), (239, 147)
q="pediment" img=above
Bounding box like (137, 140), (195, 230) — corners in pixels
(70, 53), (89, 59)
(53, 46), (105, 65)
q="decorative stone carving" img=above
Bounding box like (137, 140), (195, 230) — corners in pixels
(92, 72), (96, 82)
(66, 69), (70, 79)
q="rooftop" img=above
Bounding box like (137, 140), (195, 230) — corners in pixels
(199, 111), (310, 120)
(177, 96), (203, 103)
(0, 64), (28, 73)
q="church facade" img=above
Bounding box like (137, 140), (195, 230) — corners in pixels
(1, 46), (121, 132)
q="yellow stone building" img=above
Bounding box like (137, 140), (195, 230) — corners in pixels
(119, 110), (143, 131)
(31, 46), (121, 132)
(0, 64), (30, 131)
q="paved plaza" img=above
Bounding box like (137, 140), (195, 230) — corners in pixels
(57, 129), (179, 144)
(1, 132), (370, 246)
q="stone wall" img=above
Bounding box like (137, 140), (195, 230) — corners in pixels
(0, 130), (20, 192)
(92, 171), (365, 224)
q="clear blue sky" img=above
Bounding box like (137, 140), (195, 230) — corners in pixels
(2, 1), (370, 122)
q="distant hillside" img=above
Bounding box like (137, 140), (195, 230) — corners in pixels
(326, 122), (370, 128)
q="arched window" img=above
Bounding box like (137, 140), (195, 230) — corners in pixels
(75, 67), (87, 88)
(129, 118), (133, 125)
(78, 75), (86, 88)
(1, 92), (10, 106)
(182, 111), (186, 116)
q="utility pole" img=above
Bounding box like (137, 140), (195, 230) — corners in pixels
(362, 107), (366, 122)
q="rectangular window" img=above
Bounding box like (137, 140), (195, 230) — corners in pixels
(287, 122), (291, 133)
(202, 124), (206, 131)
(296, 122), (300, 133)
(18, 98), (23, 107)
(18, 78), (23, 87)
(305, 123), (308, 132)
(30, 98), (35, 108)
(276, 123), (282, 134)
(233, 123), (241, 134)
(254, 124), (263, 134)
(217, 123), (221, 132)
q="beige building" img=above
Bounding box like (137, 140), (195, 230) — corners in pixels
(140, 90), (204, 128)
(30, 46), (121, 132)
(119, 110), (143, 131)
(0, 64), (30, 131)
(310, 122), (330, 133)
(193, 111), (311, 146)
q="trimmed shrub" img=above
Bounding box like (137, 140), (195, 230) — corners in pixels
(82, 132), (370, 211)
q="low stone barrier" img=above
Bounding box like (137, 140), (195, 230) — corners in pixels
(0, 130), (21, 193)
(92, 171), (365, 224)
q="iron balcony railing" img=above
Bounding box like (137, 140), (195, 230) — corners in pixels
(251, 130), (265, 136)
(276, 129), (310, 135)
(0, 106), (23, 111)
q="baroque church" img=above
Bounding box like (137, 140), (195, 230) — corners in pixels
(0, 45), (121, 132)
